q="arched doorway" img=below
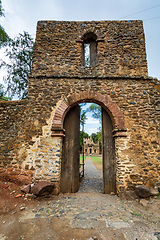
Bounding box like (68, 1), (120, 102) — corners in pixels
(51, 91), (127, 194)
(60, 104), (115, 194)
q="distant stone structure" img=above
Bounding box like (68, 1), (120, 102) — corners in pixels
(0, 20), (159, 194)
(83, 137), (100, 155)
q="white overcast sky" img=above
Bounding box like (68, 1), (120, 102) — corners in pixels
(1, 0), (160, 79)
(1, 0), (160, 134)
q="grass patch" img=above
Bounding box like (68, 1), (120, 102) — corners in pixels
(91, 156), (102, 170)
(91, 156), (102, 165)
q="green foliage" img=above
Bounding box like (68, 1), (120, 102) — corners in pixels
(90, 131), (102, 153)
(131, 210), (141, 216)
(80, 103), (87, 125)
(0, 0), (10, 48)
(97, 130), (102, 152)
(0, 25), (10, 47)
(86, 103), (101, 122)
(80, 155), (86, 163)
(0, 83), (11, 101)
(80, 103), (88, 151)
(91, 133), (98, 143)
(80, 109), (87, 126)
(0, 0), (4, 18)
(91, 156), (102, 165)
(0, 32), (34, 99)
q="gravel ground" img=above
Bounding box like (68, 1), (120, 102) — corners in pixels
(79, 156), (103, 193)
(0, 156), (160, 240)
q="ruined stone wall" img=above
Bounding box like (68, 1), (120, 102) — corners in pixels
(28, 76), (159, 191)
(0, 20), (159, 193)
(0, 75), (159, 192)
(0, 98), (60, 186)
(0, 100), (33, 184)
(32, 20), (148, 78)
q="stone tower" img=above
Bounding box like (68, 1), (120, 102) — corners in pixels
(0, 21), (159, 194)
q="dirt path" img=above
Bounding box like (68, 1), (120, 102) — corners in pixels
(0, 157), (160, 240)
(79, 156), (103, 193)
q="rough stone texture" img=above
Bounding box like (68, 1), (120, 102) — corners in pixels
(21, 184), (31, 194)
(150, 188), (159, 196)
(0, 20), (159, 194)
(135, 185), (151, 198)
(31, 181), (55, 196)
(32, 20), (148, 77)
(119, 190), (139, 200)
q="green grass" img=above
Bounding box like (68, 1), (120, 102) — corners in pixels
(91, 156), (102, 165)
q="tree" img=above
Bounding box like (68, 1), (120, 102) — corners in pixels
(97, 130), (102, 153)
(80, 109), (87, 128)
(80, 105), (87, 151)
(86, 103), (101, 123)
(91, 133), (98, 143)
(0, 32), (34, 99)
(0, 83), (11, 101)
(80, 103), (87, 136)
(86, 103), (102, 153)
(0, 0), (10, 48)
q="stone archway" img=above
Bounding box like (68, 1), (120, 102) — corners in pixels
(51, 91), (127, 194)
(51, 91), (127, 137)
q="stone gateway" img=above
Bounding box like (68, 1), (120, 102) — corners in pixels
(0, 20), (159, 195)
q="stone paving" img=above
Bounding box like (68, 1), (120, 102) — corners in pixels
(0, 157), (160, 240)
(79, 156), (103, 193)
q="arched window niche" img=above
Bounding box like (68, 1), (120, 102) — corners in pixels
(82, 32), (97, 67)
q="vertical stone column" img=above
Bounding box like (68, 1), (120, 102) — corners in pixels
(114, 136), (135, 193)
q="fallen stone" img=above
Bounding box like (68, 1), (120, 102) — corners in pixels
(140, 199), (148, 207)
(31, 181), (55, 196)
(150, 188), (159, 196)
(21, 184), (31, 194)
(135, 185), (150, 198)
(120, 190), (139, 200)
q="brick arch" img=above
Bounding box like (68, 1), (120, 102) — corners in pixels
(51, 91), (127, 137)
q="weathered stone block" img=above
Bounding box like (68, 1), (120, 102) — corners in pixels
(31, 181), (55, 195)
(135, 185), (150, 198)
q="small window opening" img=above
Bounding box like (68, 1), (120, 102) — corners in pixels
(82, 32), (97, 67)
(84, 43), (90, 67)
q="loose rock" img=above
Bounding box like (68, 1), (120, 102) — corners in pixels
(140, 199), (148, 207)
(150, 188), (159, 196)
(31, 181), (55, 196)
(135, 185), (150, 198)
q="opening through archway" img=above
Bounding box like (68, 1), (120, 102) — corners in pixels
(60, 102), (116, 194)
